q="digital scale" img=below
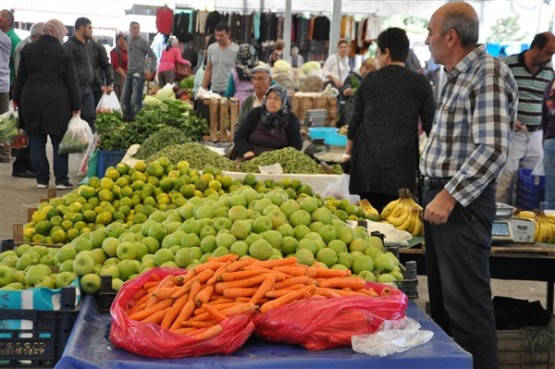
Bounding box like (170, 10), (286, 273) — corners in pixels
(492, 203), (535, 243)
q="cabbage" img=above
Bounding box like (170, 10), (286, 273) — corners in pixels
(301, 61), (321, 74)
(155, 85), (176, 101)
(273, 60), (292, 74)
(143, 95), (164, 106)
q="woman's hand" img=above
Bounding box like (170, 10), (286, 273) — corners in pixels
(72, 110), (81, 117)
(343, 88), (353, 97)
(243, 151), (255, 160)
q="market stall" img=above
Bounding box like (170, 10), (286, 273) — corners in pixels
(54, 295), (472, 369)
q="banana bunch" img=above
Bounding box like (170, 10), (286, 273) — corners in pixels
(381, 189), (423, 237)
(357, 199), (380, 220)
(514, 210), (536, 219)
(534, 214), (555, 244)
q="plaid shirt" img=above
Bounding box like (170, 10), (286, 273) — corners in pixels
(420, 44), (518, 206)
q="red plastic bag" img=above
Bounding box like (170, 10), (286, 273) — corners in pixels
(253, 282), (408, 350)
(109, 268), (256, 358)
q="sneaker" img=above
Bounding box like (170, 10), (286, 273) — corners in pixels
(37, 183), (48, 189)
(56, 182), (73, 190)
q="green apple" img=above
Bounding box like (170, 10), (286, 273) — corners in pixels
(1, 282), (24, 290)
(112, 278), (124, 291)
(352, 255), (374, 274)
(100, 264), (120, 279)
(73, 253), (96, 276)
(0, 250), (17, 261)
(39, 254), (56, 266)
(15, 243), (32, 256)
(139, 259), (157, 273)
(80, 273), (101, 294)
(0, 265), (15, 287)
(59, 259), (74, 273)
(154, 248), (174, 266)
(103, 257), (120, 266)
(117, 259), (140, 281)
(13, 270), (26, 284)
(174, 248), (195, 268)
(101, 237), (120, 258)
(359, 270), (377, 282)
(25, 264), (52, 286)
(1, 255), (18, 268)
(73, 237), (93, 253)
(35, 276), (56, 289)
(56, 271), (76, 288)
(116, 241), (138, 260)
(55, 245), (77, 264)
(373, 253), (395, 272)
(252, 216), (272, 233)
(15, 252), (39, 271)
(30, 245), (49, 257)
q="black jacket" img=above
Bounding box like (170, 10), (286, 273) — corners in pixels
(14, 35), (81, 135)
(64, 36), (113, 88)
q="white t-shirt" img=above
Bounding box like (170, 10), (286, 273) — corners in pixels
(207, 42), (238, 92)
(322, 54), (350, 84)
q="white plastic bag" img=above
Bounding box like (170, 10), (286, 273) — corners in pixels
(59, 116), (93, 154)
(77, 133), (100, 176)
(96, 92), (122, 114)
(352, 317), (433, 357)
(321, 174), (360, 203)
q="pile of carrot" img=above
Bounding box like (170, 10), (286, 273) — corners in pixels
(124, 254), (392, 341)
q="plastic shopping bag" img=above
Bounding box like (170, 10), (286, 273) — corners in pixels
(321, 174), (360, 203)
(109, 268), (256, 358)
(59, 116), (93, 154)
(352, 317), (433, 357)
(77, 133), (100, 176)
(254, 282), (408, 350)
(96, 92), (122, 114)
(0, 110), (19, 144)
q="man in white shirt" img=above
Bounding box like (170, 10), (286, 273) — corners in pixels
(202, 22), (238, 95)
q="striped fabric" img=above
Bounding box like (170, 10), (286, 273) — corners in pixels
(504, 52), (554, 126)
(420, 45), (518, 206)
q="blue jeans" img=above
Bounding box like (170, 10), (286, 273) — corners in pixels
(544, 138), (555, 209)
(122, 74), (145, 120)
(80, 86), (96, 130)
(422, 183), (498, 369)
(29, 132), (68, 185)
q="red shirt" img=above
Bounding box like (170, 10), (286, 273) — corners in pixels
(110, 47), (128, 72)
(156, 7), (174, 35)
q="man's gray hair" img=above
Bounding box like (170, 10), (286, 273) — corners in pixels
(30, 22), (45, 37)
(441, 11), (479, 47)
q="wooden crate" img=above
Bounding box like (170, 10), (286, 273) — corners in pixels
(498, 329), (555, 369)
(202, 97), (239, 142)
(291, 94), (337, 127)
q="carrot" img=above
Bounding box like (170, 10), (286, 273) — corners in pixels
(131, 288), (148, 301)
(272, 266), (308, 277)
(206, 261), (233, 285)
(188, 281), (201, 302)
(161, 293), (189, 330)
(274, 275), (313, 290)
(315, 287), (348, 298)
(144, 296), (160, 310)
(311, 294), (326, 299)
(144, 281), (161, 290)
(380, 287), (393, 296)
(220, 302), (257, 316)
(207, 254), (239, 263)
(149, 273), (162, 281)
(328, 289), (368, 297)
(171, 269), (214, 299)
(265, 284), (307, 298)
(252, 257), (298, 269)
(208, 296), (234, 304)
(220, 270), (260, 282)
(189, 324), (223, 340)
(225, 258), (256, 272)
(243, 265), (288, 280)
(306, 268), (351, 279)
(128, 298), (174, 321)
(192, 262), (225, 273)
(141, 308), (169, 324)
(191, 311), (211, 321)
(181, 320), (219, 328)
(194, 285), (215, 307)
(151, 286), (181, 300)
(214, 274), (268, 294)
(222, 287), (258, 298)
(318, 277), (366, 290)
(157, 274), (178, 288)
(169, 300), (196, 331)
(360, 288), (379, 297)
(172, 327), (196, 335)
(202, 303), (227, 322)
(250, 274), (276, 305)
(259, 285), (316, 313)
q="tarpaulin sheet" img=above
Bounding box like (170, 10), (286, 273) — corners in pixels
(55, 296), (472, 369)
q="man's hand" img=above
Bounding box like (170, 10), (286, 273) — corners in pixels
(106, 85), (114, 94)
(424, 189), (457, 224)
(145, 72), (155, 81)
(514, 120), (527, 132)
(343, 88), (353, 97)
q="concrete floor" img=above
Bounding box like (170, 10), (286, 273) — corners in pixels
(0, 145), (550, 311)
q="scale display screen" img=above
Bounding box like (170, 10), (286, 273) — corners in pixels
(492, 222), (511, 237)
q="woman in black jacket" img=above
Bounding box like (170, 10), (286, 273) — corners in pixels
(234, 85), (302, 160)
(13, 19), (81, 189)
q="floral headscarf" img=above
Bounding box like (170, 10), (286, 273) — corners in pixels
(236, 44), (258, 81)
(43, 19), (67, 43)
(260, 85), (290, 129)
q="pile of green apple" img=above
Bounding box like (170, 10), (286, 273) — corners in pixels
(2, 159), (403, 295)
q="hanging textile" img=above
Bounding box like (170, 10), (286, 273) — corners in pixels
(156, 6), (174, 35)
(205, 10), (223, 34)
(196, 9), (209, 34)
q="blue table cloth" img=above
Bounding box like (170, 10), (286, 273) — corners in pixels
(55, 296), (472, 369)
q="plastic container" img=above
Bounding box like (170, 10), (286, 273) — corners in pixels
(0, 286), (80, 368)
(516, 169), (545, 210)
(324, 131), (347, 147)
(308, 127), (338, 140)
(98, 275), (116, 313)
(97, 150), (126, 178)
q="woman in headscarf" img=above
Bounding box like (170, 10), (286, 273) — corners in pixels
(233, 85), (302, 160)
(13, 19), (81, 190)
(225, 43), (258, 105)
(157, 37), (191, 87)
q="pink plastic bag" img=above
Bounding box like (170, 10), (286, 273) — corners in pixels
(109, 268), (256, 358)
(254, 282), (408, 350)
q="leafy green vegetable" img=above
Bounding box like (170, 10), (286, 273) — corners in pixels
(145, 142), (236, 171)
(0, 110), (19, 144)
(179, 75), (195, 89)
(134, 126), (191, 160)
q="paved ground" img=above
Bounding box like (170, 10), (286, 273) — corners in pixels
(0, 144), (550, 311)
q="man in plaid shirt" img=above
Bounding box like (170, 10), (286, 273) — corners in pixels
(420, 3), (518, 369)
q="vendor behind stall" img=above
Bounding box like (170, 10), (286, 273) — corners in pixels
(234, 85), (302, 160)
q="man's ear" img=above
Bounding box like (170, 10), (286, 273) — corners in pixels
(446, 29), (458, 48)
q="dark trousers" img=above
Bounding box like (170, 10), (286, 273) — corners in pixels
(360, 192), (398, 214)
(80, 86), (96, 130)
(29, 132), (68, 185)
(12, 145), (33, 173)
(422, 184), (498, 369)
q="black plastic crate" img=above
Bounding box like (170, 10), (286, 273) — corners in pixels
(0, 286), (79, 368)
(98, 275), (117, 313)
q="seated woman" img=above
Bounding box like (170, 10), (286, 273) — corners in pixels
(234, 85), (302, 160)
